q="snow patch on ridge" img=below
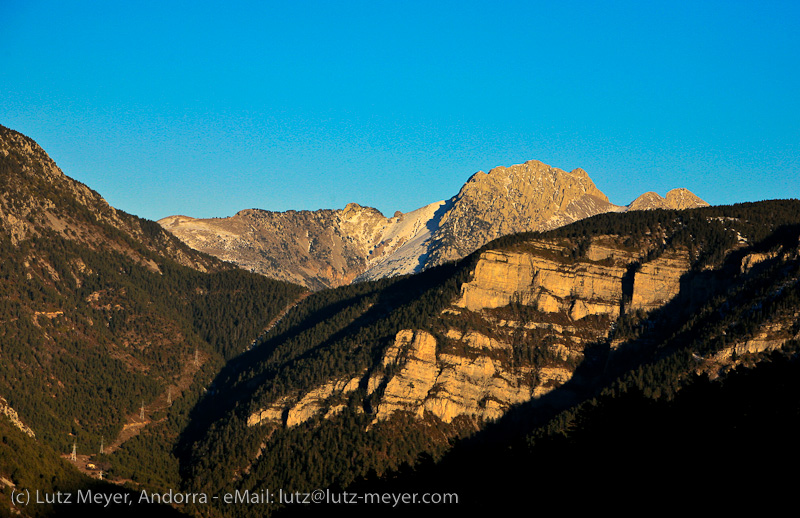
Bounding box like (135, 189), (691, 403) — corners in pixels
(356, 200), (449, 281)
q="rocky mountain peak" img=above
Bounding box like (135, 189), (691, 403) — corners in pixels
(159, 158), (709, 289)
(425, 160), (613, 267)
(340, 202), (384, 221)
(628, 188), (709, 211)
(665, 188), (710, 210)
(628, 191), (670, 211)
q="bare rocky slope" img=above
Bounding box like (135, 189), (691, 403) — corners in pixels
(159, 160), (708, 289)
(159, 200), (446, 291)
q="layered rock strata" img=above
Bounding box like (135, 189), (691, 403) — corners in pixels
(629, 252), (691, 311)
(454, 247), (629, 320)
(247, 236), (697, 430)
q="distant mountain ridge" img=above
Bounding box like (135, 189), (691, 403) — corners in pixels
(160, 159), (708, 289)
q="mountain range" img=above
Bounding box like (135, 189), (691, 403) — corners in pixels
(1, 123), (798, 517)
(158, 160), (708, 289)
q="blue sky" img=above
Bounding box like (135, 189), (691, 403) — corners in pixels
(1, 1), (798, 221)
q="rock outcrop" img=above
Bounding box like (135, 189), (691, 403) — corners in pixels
(247, 328), (536, 428)
(246, 375), (363, 428)
(629, 252), (691, 311)
(0, 397), (35, 438)
(698, 314), (800, 379)
(454, 245), (629, 319)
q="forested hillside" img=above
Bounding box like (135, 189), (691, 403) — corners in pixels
(180, 200), (800, 516)
(0, 125), (305, 514)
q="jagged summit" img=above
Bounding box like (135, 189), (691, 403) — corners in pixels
(341, 201), (385, 220)
(159, 159), (709, 289)
(463, 160), (608, 203)
(628, 188), (710, 211)
(2, 124), (796, 514)
(425, 160), (613, 267)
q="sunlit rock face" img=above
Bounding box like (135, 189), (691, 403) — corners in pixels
(425, 160), (617, 268)
(246, 235), (703, 431)
(160, 201), (447, 290)
(453, 247), (627, 318)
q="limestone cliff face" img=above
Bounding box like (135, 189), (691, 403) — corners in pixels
(456, 239), (692, 318)
(371, 330), (441, 419)
(246, 235), (698, 431)
(629, 252), (691, 311)
(740, 250), (780, 273)
(454, 245), (629, 320)
(244, 225), (796, 433)
(246, 374), (363, 427)
(695, 239), (800, 377)
(377, 330), (533, 423)
(247, 328), (536, 428)
(159, 158), (707, 289)
(697, 311), (800, 379)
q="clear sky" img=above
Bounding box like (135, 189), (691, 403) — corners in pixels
(1, 1), (798, 221)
